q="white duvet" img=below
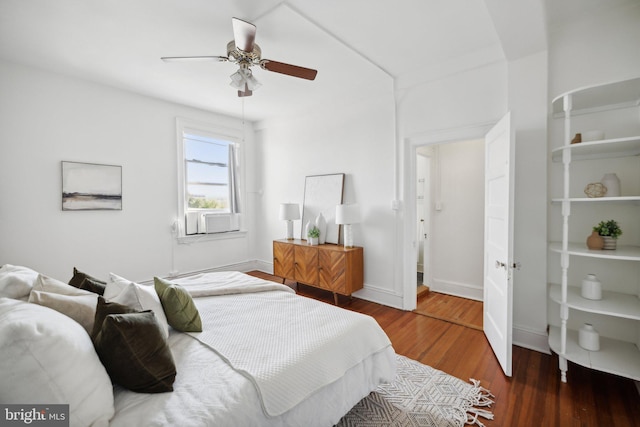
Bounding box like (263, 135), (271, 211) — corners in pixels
(109, 271), (396, 427)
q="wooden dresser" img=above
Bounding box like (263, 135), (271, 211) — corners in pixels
(273, 239), (363, 304)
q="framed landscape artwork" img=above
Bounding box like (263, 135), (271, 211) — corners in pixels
(62, 161), (122, 211)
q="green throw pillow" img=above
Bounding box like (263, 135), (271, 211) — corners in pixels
(92, 298), (176, 393)
(69, 268), (106, 295)
(154, 277), (202, 332)
(79, 277), (107, 296)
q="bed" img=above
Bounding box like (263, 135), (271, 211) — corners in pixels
(0, 265), (396, 427)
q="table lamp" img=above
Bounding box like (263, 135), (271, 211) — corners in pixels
(335, 204), (360, 248)
(279, 203), (300, 240)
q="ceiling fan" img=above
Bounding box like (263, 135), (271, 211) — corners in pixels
(161, 17), (318, 97)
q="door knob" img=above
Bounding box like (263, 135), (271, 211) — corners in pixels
(495, 260), (506, 269)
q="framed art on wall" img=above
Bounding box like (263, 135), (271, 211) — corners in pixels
(61, 161), (122, 211)
(301, 173), (344, 244)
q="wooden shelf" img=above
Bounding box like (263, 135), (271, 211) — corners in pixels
(551, 135), (640, 162)
(549, 242), (640, 261)
(549, 284), (640, 320)
(548, 326), (640, 381)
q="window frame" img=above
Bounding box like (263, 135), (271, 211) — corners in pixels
(175, 117), (245, 242)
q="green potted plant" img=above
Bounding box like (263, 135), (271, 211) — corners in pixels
(307, 226), (320, 246)
(593, 219), (622, 250)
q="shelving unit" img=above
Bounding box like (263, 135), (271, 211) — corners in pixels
(548, 77), (640, 383)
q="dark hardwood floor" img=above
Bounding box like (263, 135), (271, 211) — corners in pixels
(247, 271), (640, 427)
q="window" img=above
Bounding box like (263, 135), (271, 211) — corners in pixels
(177, 118), (242, 237)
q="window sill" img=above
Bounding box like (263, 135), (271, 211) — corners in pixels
(177, 230), (247, 245)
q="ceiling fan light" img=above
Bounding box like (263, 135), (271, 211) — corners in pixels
(245, 74), (261, 91)
(229, 70), (245, 88)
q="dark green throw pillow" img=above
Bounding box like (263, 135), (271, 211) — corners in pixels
(154, 277), (202, 332)
(69, 268), (106, 295)
(79, 277), (107, 296)
(92, 297), (176, 393)
(91, 296), (136, 338)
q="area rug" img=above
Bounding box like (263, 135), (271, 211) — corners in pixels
(336, 355), (494, 427)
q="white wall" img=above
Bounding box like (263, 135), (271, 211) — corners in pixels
(429, 140), (485, 300)
(0, 60), (256, 283)
(508, 51), (549, 352)
(254, 82), (399, 305)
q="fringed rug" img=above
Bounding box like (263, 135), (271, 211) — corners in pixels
(336, 355), (494, 427)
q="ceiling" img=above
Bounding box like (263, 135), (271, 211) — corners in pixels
(0, 0), (621, 122)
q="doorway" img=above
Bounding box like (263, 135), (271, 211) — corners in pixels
(413, 139), (485, 329)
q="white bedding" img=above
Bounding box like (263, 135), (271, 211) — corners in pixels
(175, 272), (393, 416)
(109, 271), (397, 426)
(110, 330), (396, 427)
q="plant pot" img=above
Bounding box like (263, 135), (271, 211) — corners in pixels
(308, 237), (319, 246)
(586, 231), (604, 250)
(602, 236), (617, 250)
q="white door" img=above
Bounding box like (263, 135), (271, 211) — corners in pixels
(483, 112), (515, 377)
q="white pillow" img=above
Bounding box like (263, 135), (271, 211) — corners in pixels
(104, 273), (169, 339)
(28, 290), (98, 334)
(0, 298), (114, 426)
(33, 274), (94, 296)
(0, 264), (39, 300)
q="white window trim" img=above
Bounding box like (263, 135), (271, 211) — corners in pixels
(175, 117), (246, 243)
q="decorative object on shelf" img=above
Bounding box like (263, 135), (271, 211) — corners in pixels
(600, 173), (621, 197)
(578, 323), (600, 351)
(315, 212), (327, 245)
(307, 226), (320, 246)
(304, 220), (311, 241)
(581, 130), (605, 142)
(592, 219), (622, 250)
(571, 133), (582, 144)
(581, 274), (602, 300)
(584, 182), (607, 198)
(336, 204), (361, 248)
(279, 203), (300, 240)
(586, 231), (605, 250)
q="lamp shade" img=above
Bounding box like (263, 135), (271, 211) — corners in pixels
(279, 203), (300, 221)
(335, 204), (360, 225)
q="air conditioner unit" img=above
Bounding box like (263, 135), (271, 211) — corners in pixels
(200, 213), (240, 234)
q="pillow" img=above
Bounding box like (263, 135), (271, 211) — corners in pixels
(93, 307), (176, 393)
(33, 274), (94, 296)
(0, 264), (39, 300)
(28, 290), (98, 334)
(69, 267), (106, 295)
(104, 273), (169, 339)
(80, 277), (107, 295)
(154, 277), (202, 332)
(0, 298), (114, 426)
(91, 296), (137, 338)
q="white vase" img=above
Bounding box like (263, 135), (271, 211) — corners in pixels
(578, 323), (600, 351)
(601, 173), (621, 197)
(315, 213), (327, 244)
(304, 221), (311, 241)
(308, 237), (318, 246)
(581, 274), (602, 300)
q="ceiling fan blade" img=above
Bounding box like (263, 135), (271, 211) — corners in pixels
(261, 60), (317, 80)
(161, 56), (228, 62)
(232, 17), (256, 52)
